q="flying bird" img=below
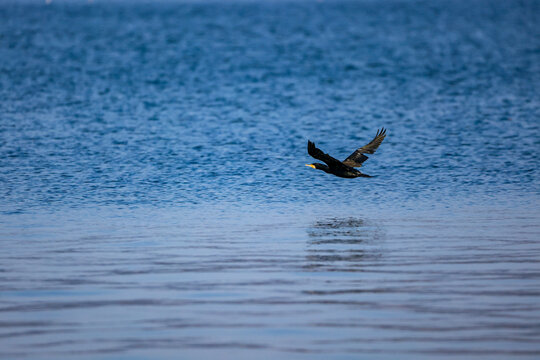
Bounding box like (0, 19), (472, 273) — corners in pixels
(306, 128), (387, 178)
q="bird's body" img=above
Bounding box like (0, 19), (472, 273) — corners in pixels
(306, 128), (387, 178)
(306, 162), (370, 178)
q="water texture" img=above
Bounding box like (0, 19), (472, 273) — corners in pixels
(0, 0), (539, 358)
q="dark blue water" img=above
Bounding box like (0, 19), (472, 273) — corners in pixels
(1, 0), (539, 358)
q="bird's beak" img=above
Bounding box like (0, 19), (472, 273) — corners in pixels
(305, 164), (316, 169)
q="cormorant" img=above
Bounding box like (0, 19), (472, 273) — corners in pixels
(306, 128), (387, 178)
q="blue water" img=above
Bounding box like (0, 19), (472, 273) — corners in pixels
(1, 0), (539, 358)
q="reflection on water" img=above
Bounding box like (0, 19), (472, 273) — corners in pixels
(305, 217), (383, 271)
(1, 207), (540, 359)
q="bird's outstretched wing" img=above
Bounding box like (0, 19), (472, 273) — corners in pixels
(342, 128), (387, 167)
(308, 141), (350, 170)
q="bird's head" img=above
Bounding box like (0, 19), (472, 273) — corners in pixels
(305, 163), (329, 172)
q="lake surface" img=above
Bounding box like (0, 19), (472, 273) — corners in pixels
(1, 0), (539, 358)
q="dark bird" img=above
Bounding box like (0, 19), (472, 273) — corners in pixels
(306, 128), (387, 178)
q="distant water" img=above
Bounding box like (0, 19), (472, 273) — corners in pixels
(1, 0), (539, 359)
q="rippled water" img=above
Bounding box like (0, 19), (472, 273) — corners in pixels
(1, 0), (539, 358)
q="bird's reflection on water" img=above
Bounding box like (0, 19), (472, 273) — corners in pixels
(304, 217), (383, 272)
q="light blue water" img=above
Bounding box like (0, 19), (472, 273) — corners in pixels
(1, 0), (539, 358)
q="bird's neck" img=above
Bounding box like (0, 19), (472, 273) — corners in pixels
(317, 164), (331, 173)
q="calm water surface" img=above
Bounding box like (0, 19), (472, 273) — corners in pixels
(1, 0), (539, 358)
